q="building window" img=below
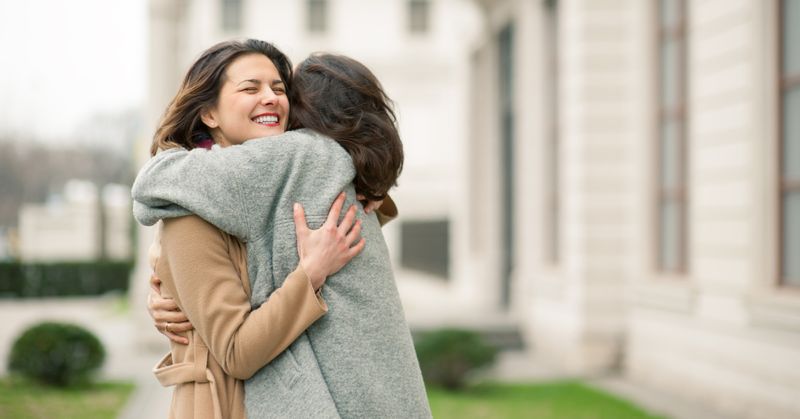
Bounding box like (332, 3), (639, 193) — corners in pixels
(408, 0), (429, 34)
(656, 0), (688, 273)
(544, 0), (560, 264)
(400, 220), (449, 278)
(307, 0), (327, 33)
(780, 0), (800, 286)
(498, 24), (514, 307)
(221, 0), (242, 32)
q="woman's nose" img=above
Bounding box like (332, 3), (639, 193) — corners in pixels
(261, 89), (278, 105)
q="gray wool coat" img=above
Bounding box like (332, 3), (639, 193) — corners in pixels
(132, 129), (431, 419)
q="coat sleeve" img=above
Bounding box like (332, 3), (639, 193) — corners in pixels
(131, 130), (355, 239)
(158, 215), (328, 380)
(131, 146), (254, 238)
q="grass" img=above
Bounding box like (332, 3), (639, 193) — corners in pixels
(0, 377), (135, 419)
(428, 381), (667, 419)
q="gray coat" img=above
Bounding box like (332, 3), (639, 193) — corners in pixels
(132, 129), (431, 419)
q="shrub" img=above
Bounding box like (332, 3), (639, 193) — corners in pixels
(414, 328), (498, 390)
(0, 260), (132, 298)
(8, 322), (106, 386)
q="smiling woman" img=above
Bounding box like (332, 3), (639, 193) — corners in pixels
(200, 54), (290, 147)
(149, 40), (293, 156)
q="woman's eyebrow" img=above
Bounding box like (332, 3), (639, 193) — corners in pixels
(237, 79), (261, 86)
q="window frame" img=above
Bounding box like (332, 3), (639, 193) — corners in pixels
(779, 0), (800, 286)
(544, 0), (560, 265)
(408, 0), (430, 34)
(655, 0), (689, 274)
(307, 0), (328, 34)
(220, 0), (243, 32)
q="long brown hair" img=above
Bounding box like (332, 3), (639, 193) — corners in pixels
(150, 39), (293, 156)
(289, 54), (403, 201)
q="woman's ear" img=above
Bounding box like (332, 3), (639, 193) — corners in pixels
(201, 108), (219, 129)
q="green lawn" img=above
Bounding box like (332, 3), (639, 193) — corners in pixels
(428, 381), (667, 419)
(0, 377), (134, 419)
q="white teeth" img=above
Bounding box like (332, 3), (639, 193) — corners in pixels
(253, 115), (278, 124)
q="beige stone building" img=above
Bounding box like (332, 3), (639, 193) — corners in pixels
(465, 0), (800, 418)
(134, 0), (799, 417)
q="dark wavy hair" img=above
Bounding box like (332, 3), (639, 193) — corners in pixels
(289, 53), (403, 201)
(150, 39), (293, 156)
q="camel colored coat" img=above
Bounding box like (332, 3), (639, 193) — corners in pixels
(152, 215), (328, 419)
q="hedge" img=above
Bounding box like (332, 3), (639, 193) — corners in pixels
(0, 261), (133, 298)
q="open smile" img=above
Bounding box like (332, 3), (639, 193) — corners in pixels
(252, 113), (280, 127)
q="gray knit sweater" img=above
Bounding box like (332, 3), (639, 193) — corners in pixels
(132, 129), (430, 419)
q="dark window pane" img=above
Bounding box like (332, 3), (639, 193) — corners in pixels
(498, 23), (514, 306)
(659, 0), (681, 29)
(221, 0), (242, 31)
(308, 0), (327, 33)
(783, 191), (800, 285)
(400, 220), (449, 278)
(784, 86), (800, 180)
(660, 120), (681, 189)
(784, 0), (800, 74)
(409, 0), (429, 33)
(545, 0), (559, 264)
(660, 38), (680, 108)
(659, 199), (682, 271)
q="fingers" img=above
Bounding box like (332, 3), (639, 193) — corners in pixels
(338, 204), (358, 236)
(293, 202), (310, 236)
(155, 321), (192, 345)
(149, 273), (162, 288)
(154, 310), (190, 324)
(165, 332), (189, 345)
(150, 295), (180, 312)
(166, 320), (193, 333)
(323, 192), (347, 227)
(348, 237), (366, 257)
(344, 219), (362, 247)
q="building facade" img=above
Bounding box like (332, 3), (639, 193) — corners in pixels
(19, 180), (132, 262)
(467, 0), (799, 418)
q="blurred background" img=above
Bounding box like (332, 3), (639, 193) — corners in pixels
(1, 0), (799, 418)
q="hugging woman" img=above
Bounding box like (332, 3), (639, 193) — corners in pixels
(133, 39), (430, 419)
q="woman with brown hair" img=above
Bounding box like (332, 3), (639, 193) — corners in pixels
(134, 39), (430, 418)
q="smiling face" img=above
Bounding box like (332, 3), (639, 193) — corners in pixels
(201, 53), (290, 147)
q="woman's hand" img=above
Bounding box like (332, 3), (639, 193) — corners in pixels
(147, 273), (193, 345)
(356, 193), (383, 214)
(294, 192), (366, 290)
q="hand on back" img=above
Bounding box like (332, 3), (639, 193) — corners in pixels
(294, 192), (365, 291)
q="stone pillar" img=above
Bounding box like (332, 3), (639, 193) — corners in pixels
(129, 0), (186, 351)
(526, 0), (636, 373)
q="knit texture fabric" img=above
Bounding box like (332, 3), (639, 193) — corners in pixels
(132, 129), (431, 419)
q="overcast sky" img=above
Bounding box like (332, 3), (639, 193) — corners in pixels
(0, 0), (146, 143)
